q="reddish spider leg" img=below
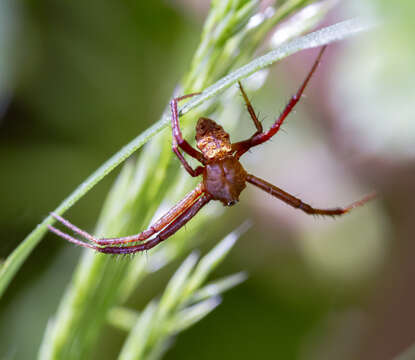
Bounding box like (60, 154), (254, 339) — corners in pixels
(236, 46), (374, 215)
(233, 45), (327, 158)
(49, 193), (211, 254)
(97, 194), (212, 254)
(170, 93), (205, 176)
(246, 174), (376, 216)
(48, 93), (210, 251)
(237, 80), (263, 135)
(48, 183), (205, 247)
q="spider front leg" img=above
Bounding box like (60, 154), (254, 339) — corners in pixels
(237, 81), (263, 134)
(247, 174), (375, 216)
(48, 183), (205, 247)
(170, 93), (205, 177)
(233, 46), (327, 159)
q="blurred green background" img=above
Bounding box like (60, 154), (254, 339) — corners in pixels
(1, 0), (415, 359)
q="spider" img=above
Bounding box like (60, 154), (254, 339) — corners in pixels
(48, 46), (374, 254)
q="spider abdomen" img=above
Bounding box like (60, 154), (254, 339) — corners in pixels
(203, 156), (247, 206)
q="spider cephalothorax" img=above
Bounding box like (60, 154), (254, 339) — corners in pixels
(48, 46), (375, 254)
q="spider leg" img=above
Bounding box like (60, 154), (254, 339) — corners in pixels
(170, 93), (206, 176)
(49, 183), (205, 246)
(237, 81), (263, 133)
(48, 224), (95, 249)
(246, 174), (375, 216)
(233, 46), (327, 158)
(50, 212), (97, 242)
(97, 193), (212, 254)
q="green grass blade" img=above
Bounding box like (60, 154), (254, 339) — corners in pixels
(191, 272), (248, 303)
(118, 302), (158, 360)
(170, 296), (222, 333)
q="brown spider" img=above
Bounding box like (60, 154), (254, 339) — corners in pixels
(48, 46), (374, 254)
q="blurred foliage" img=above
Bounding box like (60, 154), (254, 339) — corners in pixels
(114, 234), (246, 360)
(1, 0), (414, 359)
(331, 0), (415, 159)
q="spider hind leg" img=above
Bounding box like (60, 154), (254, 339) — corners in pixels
(246, 174), (375, 217)
(48, 184), (208, 252)
(96, 194), (211, 254)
